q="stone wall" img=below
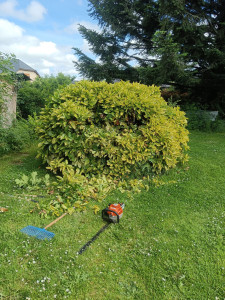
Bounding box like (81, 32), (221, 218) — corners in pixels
(1, 84), (17, 127)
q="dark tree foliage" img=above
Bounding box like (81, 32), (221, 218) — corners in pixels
(73, 0), (160, 82)
(160, 0), (225, 111)
(74, 0), (225, 112)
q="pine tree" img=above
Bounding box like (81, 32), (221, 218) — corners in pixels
(73, 0), (160, 82)
(74, 0), (225, 111)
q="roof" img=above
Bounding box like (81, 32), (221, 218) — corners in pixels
(10, 58), (40, 76)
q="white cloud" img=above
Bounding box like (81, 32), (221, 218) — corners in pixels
(80, 39), (93, 54)
(76, 0), (83, 6)
(0, 0), (47, 22)
(0, 18), (23, 43)
(0, 18), (78, 77)
(42, 59), (55, 68)
(28, 41), (59, 56)
(39, 68), (51, 75)
(65, 20), (101, 34)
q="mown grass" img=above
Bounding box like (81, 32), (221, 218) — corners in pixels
(0, 132), (225, 299)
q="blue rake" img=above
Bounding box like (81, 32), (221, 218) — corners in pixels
(20, 213), (67, 240)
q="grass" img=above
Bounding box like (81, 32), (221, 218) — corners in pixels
(0, 132), (225, 299)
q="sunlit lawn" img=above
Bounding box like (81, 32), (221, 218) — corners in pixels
(0, 132), (225, 299)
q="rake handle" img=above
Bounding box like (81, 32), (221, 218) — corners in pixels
(44, 213), (67, 229)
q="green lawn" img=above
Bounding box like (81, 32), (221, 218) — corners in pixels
(0, 132), (224, 299)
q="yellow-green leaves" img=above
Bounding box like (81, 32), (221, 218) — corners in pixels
(35, 79), (189, 182)
(32, 80), (190, 216)
(92, 205), (100, 214)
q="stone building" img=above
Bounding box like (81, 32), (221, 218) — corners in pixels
(11, 59), (40, 82)
(1, 59), (39, 126)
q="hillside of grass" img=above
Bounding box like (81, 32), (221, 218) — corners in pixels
(0, 132), (224, 299)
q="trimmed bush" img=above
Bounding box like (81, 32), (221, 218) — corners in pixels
(35, 80), (189, 178)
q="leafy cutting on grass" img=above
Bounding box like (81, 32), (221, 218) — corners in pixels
(15, 174), (29, 188)
(15, 172), (50, 190)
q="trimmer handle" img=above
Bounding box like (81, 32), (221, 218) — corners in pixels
(102, 208), (120, 223)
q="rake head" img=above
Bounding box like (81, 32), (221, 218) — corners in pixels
(20, 225), (55, 240)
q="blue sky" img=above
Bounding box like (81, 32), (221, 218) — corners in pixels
(0, 0), (100, 77)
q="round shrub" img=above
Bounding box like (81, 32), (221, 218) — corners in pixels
(35, 80), (189, 178)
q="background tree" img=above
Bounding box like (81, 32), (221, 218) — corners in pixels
(74, 26), (140, 82)
(159, 0), (225, 112)
(17, 73), (74, 118)
(74, 0), (225, 113)
(73, 0), (160, 83)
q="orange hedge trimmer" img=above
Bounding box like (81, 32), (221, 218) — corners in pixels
(78, 203), (125, 255)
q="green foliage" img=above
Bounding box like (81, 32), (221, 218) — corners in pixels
(17, 73), (74, 118)
(159, 1), (225, 112)
(15, 174), (29, 188)
(74, 0), (159, 82)
(73, 28), (139, 83)
(1, 132), (225, 299)
(182, 104), (225, 132)
(74, 0), (225, 113)
(136, 66), (159, 86)
(31, 73), (74, 98)
(15, 172), (50, 189)
(150, 31), (195, 86)
(0, 119), (33, 156)
(17, 85), (44, 118)
(35, 80), (189, 178)
(31, 80), (189, 215)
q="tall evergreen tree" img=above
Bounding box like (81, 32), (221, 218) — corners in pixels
(159, 0), (225, 111)
(73, 0), (160, 82)
(74, 0), (225, 112)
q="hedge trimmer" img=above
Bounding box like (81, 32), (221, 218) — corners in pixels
(78, 203), (125, 255)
